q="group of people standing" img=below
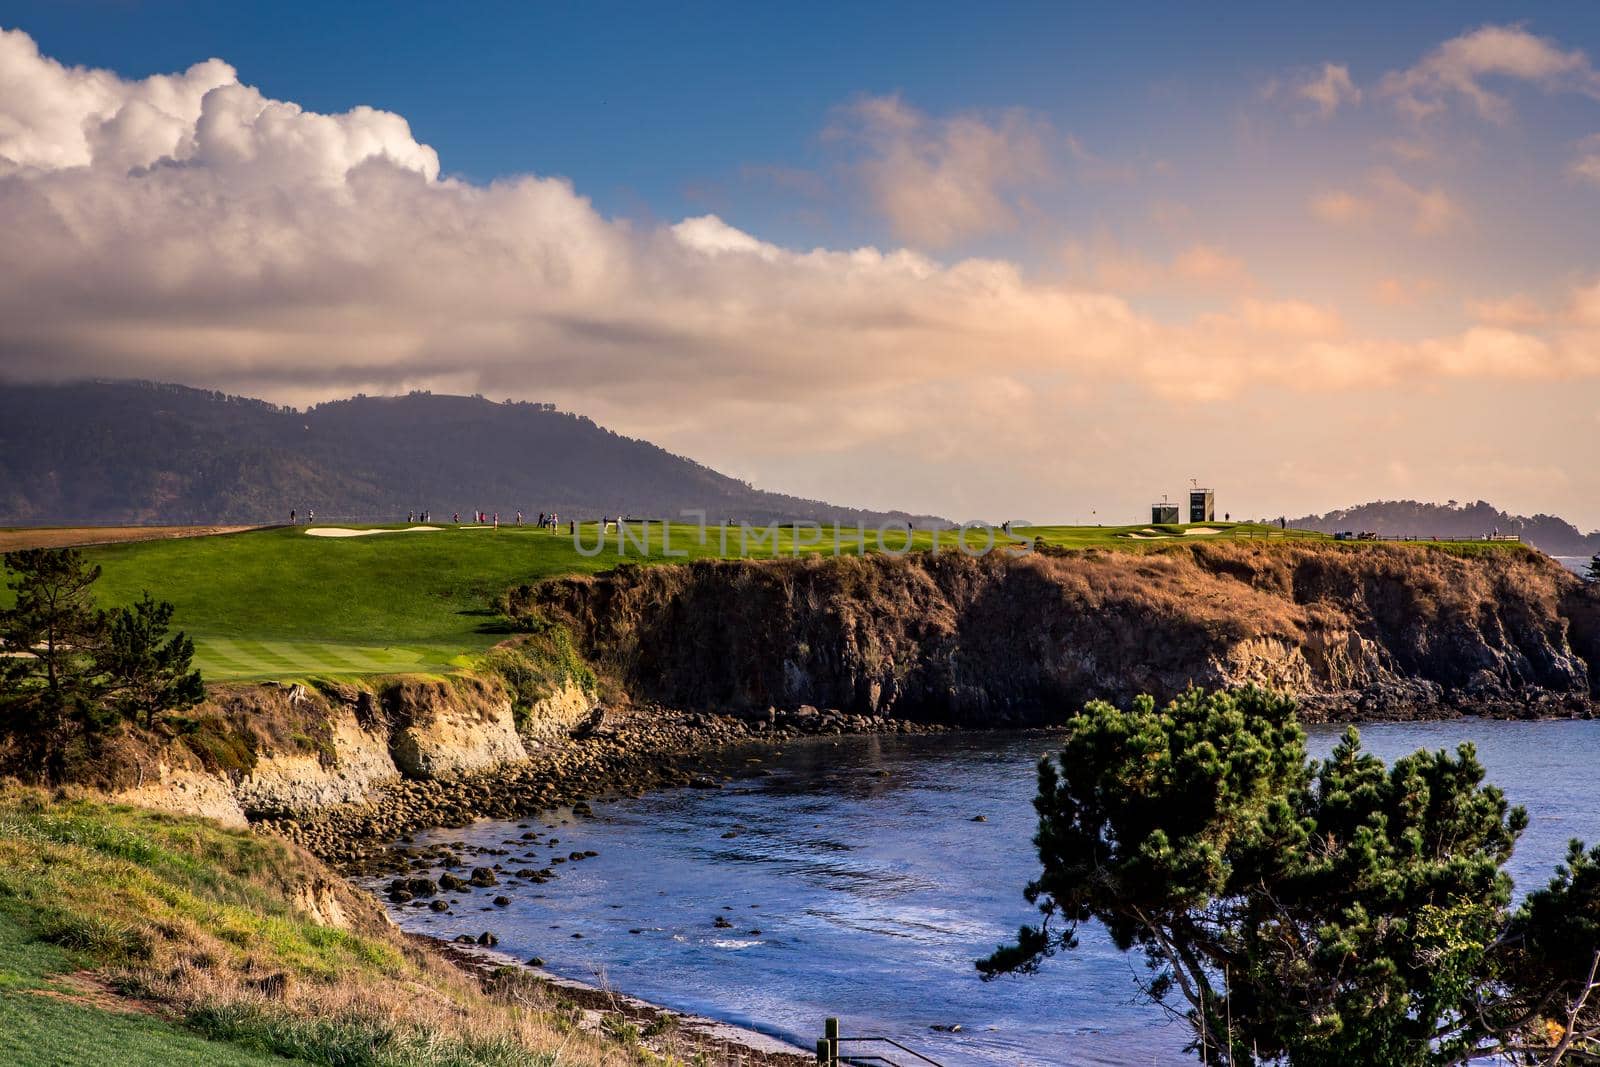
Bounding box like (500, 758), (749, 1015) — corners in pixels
(285, 506), (577, 530)
(406, 509), (570, 531)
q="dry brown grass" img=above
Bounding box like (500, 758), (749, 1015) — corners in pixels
(0, 784), (777, 1065)
(0, 525), (259, 552)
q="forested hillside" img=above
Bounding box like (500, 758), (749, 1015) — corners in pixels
(1290, 499), (1600, 555)
(0, 380), (939, 526)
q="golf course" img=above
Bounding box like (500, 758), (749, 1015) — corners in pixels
(1, 519), (1503, 682)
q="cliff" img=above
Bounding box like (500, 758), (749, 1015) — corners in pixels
(527, 542), (1600, 723)
(109, 671), (596, 828)
(19, 541), (1598, 832)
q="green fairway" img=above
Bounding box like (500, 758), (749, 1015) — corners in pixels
(2, 518), (1512, 682)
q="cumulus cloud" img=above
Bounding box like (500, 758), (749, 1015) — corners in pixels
(0, 27), (1595, 468)
(1380, 23), (1600, 122)
(1298, 63), (1362, 117)
(828, 93), (1051, 247)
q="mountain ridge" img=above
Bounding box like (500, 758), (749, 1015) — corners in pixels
(1289, 499), (1600, 556)
(0, 379), (944, 527)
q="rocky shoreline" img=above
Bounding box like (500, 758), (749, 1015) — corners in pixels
(266, 702), (957, 876)
(269, 693), (1596, 881)
(268, 705), (954, 1066)
(230, 685), (1587, 1067)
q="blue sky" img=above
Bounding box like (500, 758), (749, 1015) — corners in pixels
(14, 3), (1597, 233)
(2, 4), (1600, 523)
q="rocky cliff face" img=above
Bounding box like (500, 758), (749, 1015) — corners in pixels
(529, 544), (1600, 723)
(110, 673), (593, 825)
(100, 543), (1600, 828)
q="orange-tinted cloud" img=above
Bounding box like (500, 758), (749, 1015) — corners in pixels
(828, 93), (1052, 248)
(0, 26), (1595, 497)
(1380, 23), (1600, 122)
(1311, 171), (1461, 235)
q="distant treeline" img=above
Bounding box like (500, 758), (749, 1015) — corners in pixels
(0, 380), (944, 528)
(1290, 499), (1600, 555)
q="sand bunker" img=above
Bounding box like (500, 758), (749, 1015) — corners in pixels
(1121, 525), (1226, 540)
(305, 525), (443, 538)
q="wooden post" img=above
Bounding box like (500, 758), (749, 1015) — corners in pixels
(823, 1018), (840, 1065)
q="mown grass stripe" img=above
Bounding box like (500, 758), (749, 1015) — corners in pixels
(291, 643), (367, 672)
(191, 640), (256, 675)
(231, 641), (302, 668)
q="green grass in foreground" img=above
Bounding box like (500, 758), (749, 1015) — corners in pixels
(0, 788), (613, 1067)
(0, 837), (296, 1067)
(0, 520), (1524, 681)
(0, 973), (290, 1067)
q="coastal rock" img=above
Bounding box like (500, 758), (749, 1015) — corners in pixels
(387, 678), (528, 779)
(522, 678), (602, 744)
(111, 761), (248, 827)
(531, 545), (1598, 724)
(235, 711), (397, 817)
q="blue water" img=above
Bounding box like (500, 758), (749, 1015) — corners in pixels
(377, 719), (1600, 1066)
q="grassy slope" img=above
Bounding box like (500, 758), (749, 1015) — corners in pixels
(1, 520), (1522, 681)
(0, 787), (645, 1067)
(0, 913), (286, 1067)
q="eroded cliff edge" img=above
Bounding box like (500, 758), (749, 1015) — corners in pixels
(525, 543), (1600, 724)
(42, 541), (1597, 833)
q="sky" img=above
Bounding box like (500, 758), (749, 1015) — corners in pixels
(2, 3), (1600, 527)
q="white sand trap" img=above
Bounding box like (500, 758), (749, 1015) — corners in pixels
(1122, 532), (1169, 540)
(305, 525), (443, 538)
(1183, 527), (1224, 536)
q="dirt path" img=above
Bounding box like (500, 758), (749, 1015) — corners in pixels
(0, 525), (260, 552)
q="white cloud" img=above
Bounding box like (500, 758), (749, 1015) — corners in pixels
(829, 94), (1051, 247)
(1380, 23), (1600, 122)
(1298, 63), (1362, 118)
(670, 215), (782, 260)
(0, 26), (1595, 468)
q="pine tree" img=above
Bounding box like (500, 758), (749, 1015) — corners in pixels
(981, 687), (1600, 1065)
(94, 591), (204, 728)
(0, 548), (104, 725)
(0, 548), (111, 777)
